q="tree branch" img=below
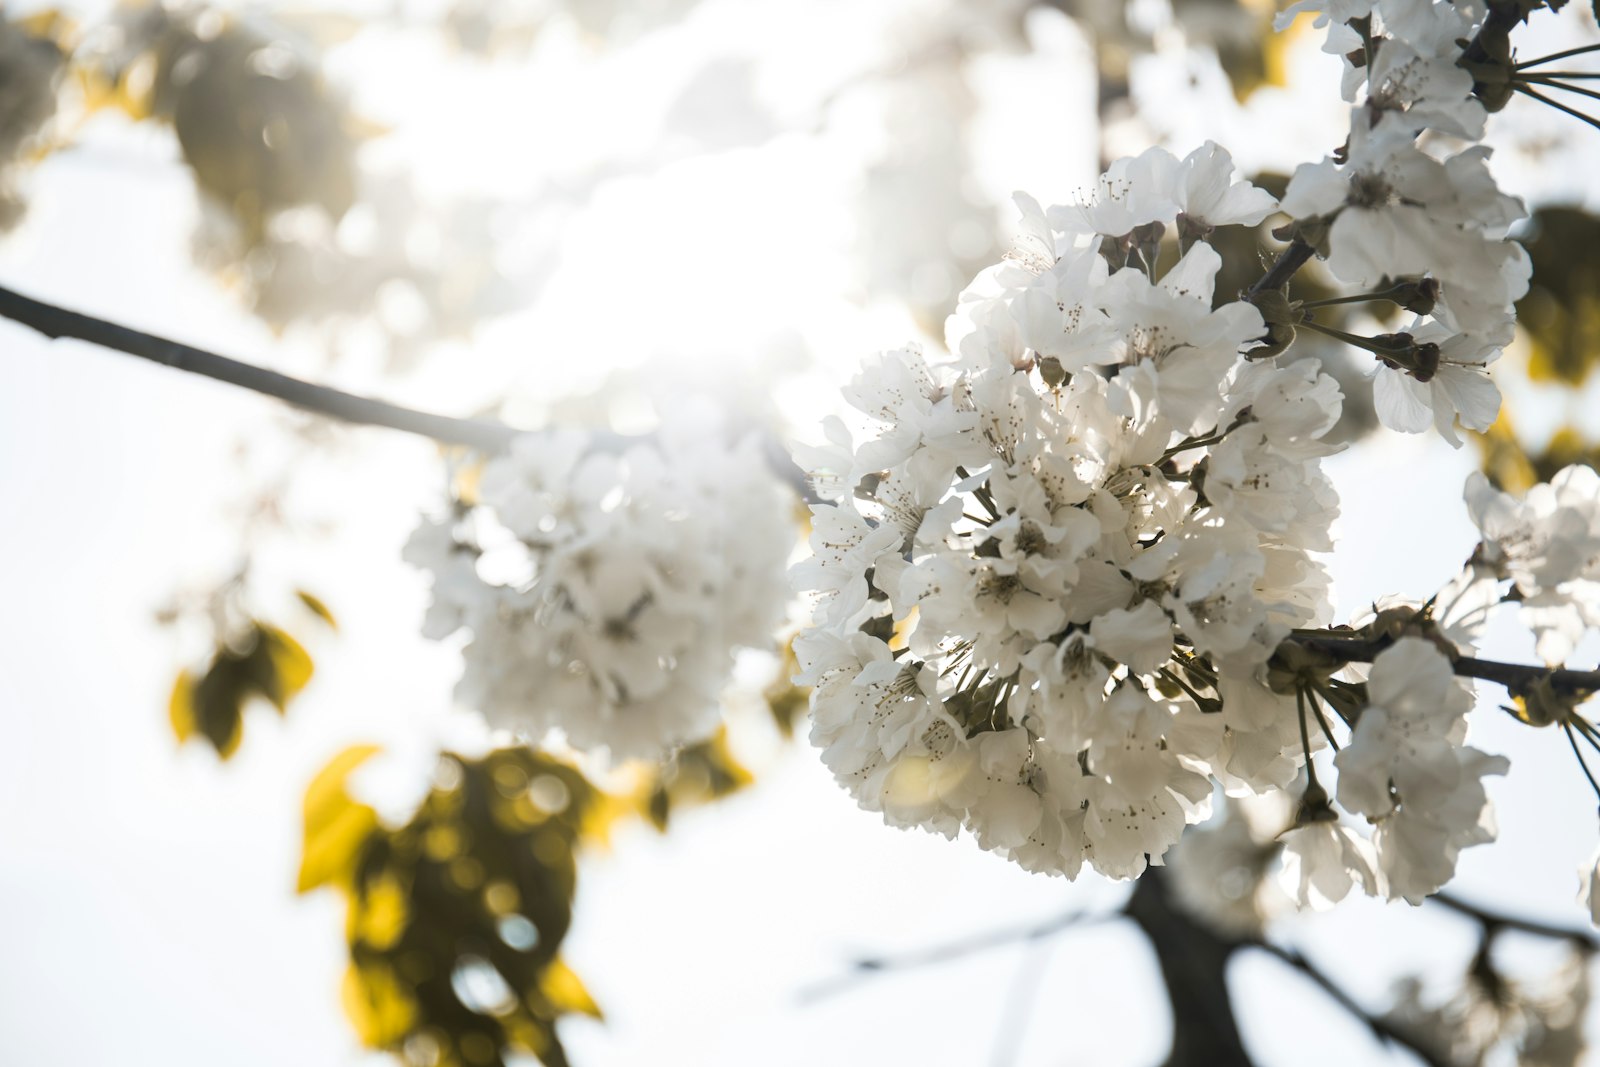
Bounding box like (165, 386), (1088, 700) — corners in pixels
(1285, 630), (1600, 697)
(0, 282), (828, 504)
(1246, 939), (1456, 1067)
(1124, 869), (1256, 1067)
(1246, 238), (1317, 299)
(796, 907), (1111, 1004)
(1429, 892), (1600, 951)
(0, 282), (520, 452)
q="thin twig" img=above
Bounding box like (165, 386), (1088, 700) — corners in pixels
(1429, 892), (1600, 950)
(796, 908), (1112, 1004)
(0, 282), (519, 452)
(0, 282), (827, 504)
(988, 936), (1058, 1067)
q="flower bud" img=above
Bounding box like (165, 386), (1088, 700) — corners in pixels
(1389, 277), (1439, 315)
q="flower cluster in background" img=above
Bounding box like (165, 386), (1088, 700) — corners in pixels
(406, 410), (795, 760)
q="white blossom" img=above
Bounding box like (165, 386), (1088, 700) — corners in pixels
(1333, 638), (1508, 901)
(1582, 846), (1600, 928)
(1465, 465), (1600, 663)
(1167, 794), (1293, 936)
(407, 416), (794, 761)
(795, 167), (1342, 879)
(1278, 819), (1382, 909)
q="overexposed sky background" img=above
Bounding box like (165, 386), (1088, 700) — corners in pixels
(2, 1), (1600, 1064)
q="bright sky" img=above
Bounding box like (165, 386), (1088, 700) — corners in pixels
(2, 1), (1599, 1065)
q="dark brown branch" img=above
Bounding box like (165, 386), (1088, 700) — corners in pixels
(1286, 631), (1600, 697)
(1124, 869), (1255, 1067)
(0, 282), (828, 505)
(0, 282), (520, 452)
(1132, 870), (1458, 1067)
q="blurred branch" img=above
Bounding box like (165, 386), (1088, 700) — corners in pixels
(0, 281), (519, 452)
(1127, 870), (1470, 1067)
(1246, 940), (1455, 1067)
(0, 281), (823, 502)
(1430, 892), (1600, 950)
(1124, 870), (1256, 1067)
(797, 906), (1113, 1004)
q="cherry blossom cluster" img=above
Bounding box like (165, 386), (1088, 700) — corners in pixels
(1170, 457), (1600, 912)
(406, 415), (793, 760)
(1467, 464), (1600, 664)
(1279, 636), (1507, 906)
(1274, 0), (1530, 444)
(794, 145), (1351, 880)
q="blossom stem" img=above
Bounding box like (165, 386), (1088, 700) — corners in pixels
(1296, 688), (1322, 790)
(1563, 722), (1600, 806)
(1317, 679), (1361, 728)
(1515, 71), (1600, 80)
(1160, 666), (1218, 712)
(1161, 411), (1252, 461)
(1306, 686), (1342, 750)
(1568, 715), (1600, 757)
(1297, 282), (1421, 309)
(1512, 84), (1600, 133)
(1515, 43), (1600, 70)
(1517, 76), (1600, 105)
(1294, 318), (1413, 355)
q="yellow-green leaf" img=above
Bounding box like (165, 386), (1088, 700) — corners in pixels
(537, 958), (602, 1021)
(254, 623), (314, 711)
(349, 872), (408, 950)
(296, 590), (338, 629)
(342, 962), (416, 1047)
(299, 744), (381, 893)
(168, 669), (197, 744)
